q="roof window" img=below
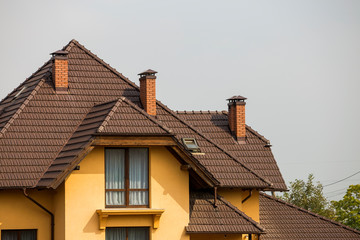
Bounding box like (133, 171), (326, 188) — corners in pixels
(182, 138), (201, 153)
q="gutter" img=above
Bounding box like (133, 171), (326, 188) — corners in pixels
(23, 189), (54, 240)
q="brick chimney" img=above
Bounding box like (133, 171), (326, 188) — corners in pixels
(138, 69), (157, 116)
(227, 96), (247, 143)
(51, 50), (69, 94)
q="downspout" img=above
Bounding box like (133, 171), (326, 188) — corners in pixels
(213, 187), (218, 208)
(23, 189), (54, 240)
(242, 189), (252, 204)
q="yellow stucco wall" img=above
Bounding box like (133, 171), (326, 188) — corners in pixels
(0, 189), (53, 240)
(218, 189), (259, 223)
(0, 145), (262, 240)
(64, 146), (190, 240)
(64, 147), (105, 240)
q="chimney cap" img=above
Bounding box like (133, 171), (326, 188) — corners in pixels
(50, 50), (68, 56)
(138, 69), (158, 77)
(227, 95), (247, 102)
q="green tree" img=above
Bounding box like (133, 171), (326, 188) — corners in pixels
(280, 174), (334, 218)
(331, 184), (360, 230)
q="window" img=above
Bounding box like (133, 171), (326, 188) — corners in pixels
(1, 229), (36, 240)
(105, 148), (149, 207)
(106, 227), (149, 240)
(182, 138), (201, 153)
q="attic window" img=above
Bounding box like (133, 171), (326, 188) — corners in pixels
(14, 86), (27, 99)
(182, 138), (201, 153)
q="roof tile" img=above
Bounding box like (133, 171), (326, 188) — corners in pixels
(187, 190), (264, 234)
(259, 193), (360, 239)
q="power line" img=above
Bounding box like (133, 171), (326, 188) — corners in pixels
(323, 170), (360, 187)
(325, 188), (349, 195)
(327, 191), (347, 199)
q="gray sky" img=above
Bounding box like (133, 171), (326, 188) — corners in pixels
(1, 0), (359, 200)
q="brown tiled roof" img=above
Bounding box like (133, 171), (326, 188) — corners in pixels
(157, 106), (271, 188)
(37, 99), (119, 188)
(186, 190), (265, 234)
(0, 40), (141, 188)
(99, 97), (171, 135)
(259, 192), (360, 239)
(38, 97), (172, 188)
(0, 39), (273, 189)
(176, 111), (287, 190)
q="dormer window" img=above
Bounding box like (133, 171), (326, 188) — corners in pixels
(182, 138), (201, 153)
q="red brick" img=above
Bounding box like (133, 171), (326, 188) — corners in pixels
(140, 76), (156, 115)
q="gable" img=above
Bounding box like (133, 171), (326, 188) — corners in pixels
(0, 39), (277, 190)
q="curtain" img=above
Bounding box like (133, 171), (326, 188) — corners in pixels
(128, 228), (149, 240)
(106, 149), (125, 206)
(1, 231), (17, 240)
(129, 148), (148, 205)
(20, 230), (36, 240)
(105, 228), (126, 240)
(1, 230), (36, 240)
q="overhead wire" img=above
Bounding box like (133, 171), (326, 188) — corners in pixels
(323, 170), (360, 187)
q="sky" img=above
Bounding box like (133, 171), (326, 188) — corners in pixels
(0, 0), (359, 200)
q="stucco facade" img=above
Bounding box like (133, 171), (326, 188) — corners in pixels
(0, 146), (191, 240)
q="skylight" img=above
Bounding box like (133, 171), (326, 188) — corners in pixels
(182, 138), (201, 153)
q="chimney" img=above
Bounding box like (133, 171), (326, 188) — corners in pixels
(138, 69), (157, 116)
(51, 50), (69, 94)
(227, 96), (247, 143)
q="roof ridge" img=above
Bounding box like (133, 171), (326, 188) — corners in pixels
(216, 111), (271, 144)
(0, 79), (45, 139)
(63, 39), (76, 52)
(0, 59), (52, 105)
(68, 39), (140, 91)
(157, 101), (272, 188)
(96, 98), (122, 133)
(119, 97), (172, 135)
(259, 192), (360, 235)
(176, 110), (270, 145)
(176, 110), (226, 114)
(217, 194), (265, 232)
(246, 125), (270, 144)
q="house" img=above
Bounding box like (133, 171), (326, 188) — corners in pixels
(0, 39), (359, 240)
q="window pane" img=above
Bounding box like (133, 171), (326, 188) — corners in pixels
(1, 231), (17, 240)
(128, 228), (149, 240)
(105, 149), (125, 190)
(106, 191), (125, 206)
(129, 191), (148, 205)
(1, 230), (36, 240)
(129, 148), (148, 189)
(105, 228), (126, 240)
(20, 230), (36, 240)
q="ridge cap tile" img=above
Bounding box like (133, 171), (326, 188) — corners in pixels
(68, 40), (140, 91)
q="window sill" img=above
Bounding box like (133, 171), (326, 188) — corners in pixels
(96, 208), (165, 230)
